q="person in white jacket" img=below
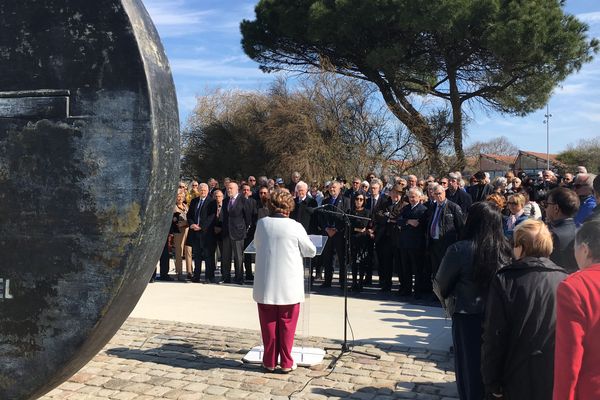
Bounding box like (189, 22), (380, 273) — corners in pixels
(253, 190), (317, 373)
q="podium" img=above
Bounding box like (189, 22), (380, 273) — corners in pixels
(242, 234), (328, 367)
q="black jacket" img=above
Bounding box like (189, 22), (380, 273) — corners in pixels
(481, 257), (567, 400)
(397, 203), (427, 250)
(426, 200), (464, 246)
(549, 218), (578, 273)
(316, 195), (351, 234)
(222, 195), (252, 241)
(433, 240), (489, 315)
(446, 188), (472, 214)
(291, 196), (318, 233)
(468, 183), (493, 203)
(186, 196), (217, 245)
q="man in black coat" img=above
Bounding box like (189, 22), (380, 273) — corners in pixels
(291, 181), (317, 233)
(427, 184), (464, 280)
(316, 181), (351, 288)
(397, 188), (428, 297)
(186, 183), (217, 283)
(467, 171), (493, 203)
(344, 177), (366, 212)
(377, 184), (404, 292)
(221, 182), (252, 284)
(446, 172), (472, 214)
(241, 183), (258, 281)
(546, 187), (580, 273)
(366, 178), (387, 285)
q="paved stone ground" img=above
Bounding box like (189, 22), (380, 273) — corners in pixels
(41, 318), (458, 400)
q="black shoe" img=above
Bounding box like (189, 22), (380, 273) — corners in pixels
(222, 278), (231, 284)
(191, 277), (201, 283)
(351, 283), (362, 292)
(159, 275), (174, 281)
(245, 275), (254, 281)
(187, 273), (193, 280)
(320, 282), (331, 288)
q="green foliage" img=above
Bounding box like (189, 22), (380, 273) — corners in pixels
(241, 0), (598, 171)
(557, 138), (600, 174)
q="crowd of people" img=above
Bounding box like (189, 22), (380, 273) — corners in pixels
(155, 166), (599, 397)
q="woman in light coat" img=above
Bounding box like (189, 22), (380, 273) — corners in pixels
(253, 190), (316, 373)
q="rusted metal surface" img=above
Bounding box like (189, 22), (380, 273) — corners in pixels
(0, 1), (179, 398)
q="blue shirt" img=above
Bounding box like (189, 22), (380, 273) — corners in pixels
(575, 195), (597, 227)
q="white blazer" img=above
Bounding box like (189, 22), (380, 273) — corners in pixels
(252, 216), (317, 305)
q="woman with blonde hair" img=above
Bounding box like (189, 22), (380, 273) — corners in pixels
(173, 191), (191, 281)
(253, 190), (316, 373)
(504, 193), (528, 239)
(482, 220), (567, 400)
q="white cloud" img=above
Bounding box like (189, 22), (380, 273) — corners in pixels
(576, 11), (600, 24)
(557, 83), (587, 95)
(171, 58), (268, 79)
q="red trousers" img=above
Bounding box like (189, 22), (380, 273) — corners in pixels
(257, 303), (300, 369)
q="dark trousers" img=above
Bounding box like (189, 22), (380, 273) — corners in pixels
(321, 231), (346, 285)
(429, 239), (449, 279)
(376, 239), (393, 290)
(222, 236), (244, 282)
(158, 239), (170, 278)
(452, 313), (484, 400)
(399, 248), (425, 295)
(243, 236), (254, 279)
(192, 237), (216, 282)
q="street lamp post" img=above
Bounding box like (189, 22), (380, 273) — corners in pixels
(543, 105), (552, 170)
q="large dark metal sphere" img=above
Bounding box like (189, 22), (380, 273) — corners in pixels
(0, 1), (180, 398)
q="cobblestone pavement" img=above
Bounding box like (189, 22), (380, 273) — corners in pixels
(41, 318), (458, 400)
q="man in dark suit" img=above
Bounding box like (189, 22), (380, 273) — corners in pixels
(378, 184), (405, 291)
(221, 182), (252, 284)
(547, 187), (580, 273)
(186, 183), (217, 283)
(291, 181), (317, 233)
(344, 177), (366, 212)
(317, 181), (351, 288)
(427, 183), (464, 280)
(467, 171), (493, 203)
(241, 183), (258, 281)
(446, 172), (472, 214)
(368, 178), (388, 286)
(397, 188), (428, 298)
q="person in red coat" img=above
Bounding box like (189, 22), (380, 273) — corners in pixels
(554, 219), (600, 400)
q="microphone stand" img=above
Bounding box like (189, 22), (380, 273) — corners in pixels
(317, 204), (379, 360)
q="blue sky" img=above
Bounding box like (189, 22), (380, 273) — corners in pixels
(143, 0), (600, 154)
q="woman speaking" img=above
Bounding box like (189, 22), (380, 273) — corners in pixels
(253, 190), (317, 373)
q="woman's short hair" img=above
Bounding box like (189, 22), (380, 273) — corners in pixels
(486, 193), (506, 210)
(508, 193), (526, 208)
(268, 190), (295, 215)
(513, 219), (553, 258)
(576, 219), (600, 262)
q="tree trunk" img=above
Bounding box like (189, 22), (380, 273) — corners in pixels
(371, 80), (444, 175)
(448, 69), (466, 171)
